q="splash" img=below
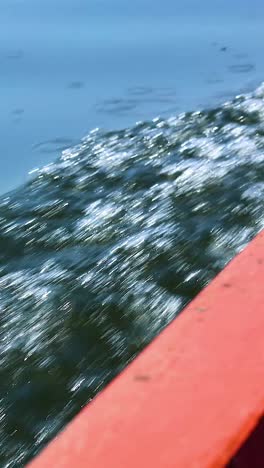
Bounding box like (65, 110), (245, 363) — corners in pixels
(1, 84), (264, 466)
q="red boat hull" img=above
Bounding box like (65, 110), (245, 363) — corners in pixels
(28, 231), (264, 467)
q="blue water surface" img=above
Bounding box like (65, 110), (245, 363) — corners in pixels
(1, 0), (264, 194)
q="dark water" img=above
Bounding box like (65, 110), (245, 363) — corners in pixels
(1, 85), (264, 466)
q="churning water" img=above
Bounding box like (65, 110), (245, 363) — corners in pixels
(0, 84), (264, 466)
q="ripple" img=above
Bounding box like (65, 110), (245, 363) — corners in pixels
(228, 63), (256, 74)
(5, 49), (24, 60)
(95, 87), (178, 117)
(67, 81), (85, 90)
(32, 138), (78, 154)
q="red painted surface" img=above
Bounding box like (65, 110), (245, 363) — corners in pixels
(28, 230), (264, 468)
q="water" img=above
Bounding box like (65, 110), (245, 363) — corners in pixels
(1, 0), (264, 194)
(1, 1), (264, 466)
(1, 85), (264, 466)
